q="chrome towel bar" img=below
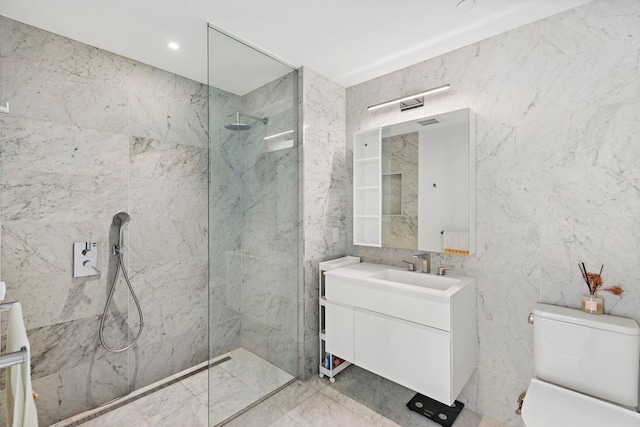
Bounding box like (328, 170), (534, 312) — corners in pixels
(0, 347), (28, 370)
(0, 301), (30, 369)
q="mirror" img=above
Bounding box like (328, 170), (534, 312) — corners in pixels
(353, 108), (475, 254)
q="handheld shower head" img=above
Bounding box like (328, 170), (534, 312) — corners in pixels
(113, 212), (130, 253)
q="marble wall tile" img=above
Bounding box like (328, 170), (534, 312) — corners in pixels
(128, 326), (207, 391)
(5, 270), (128, 331)
(468, 223), (540, 278)
(302, 259), (320, 303)
(473, 368), (528, 427)
(540, 0), (640, 59)
(209, 249), (242, 289)
(240, 315), (269, 360)
(264, 294), (298, 341)
(28, 315), (114, 379)
(126, 61), (203, 99)
(167, 326), (208, 377)
(0, 221), (111, 278)
(0, 116), (128, 177)
(476, 171), (540, 224)
(540, 167), (640, 227)
(303, 298), (319, 343)
(0, 16), (130, 89)
(130, 178), (207, 220)
(264, 328), (299, 377)
(209, 317), (241, 360)
(540, 102), (640, 171)
(0, 16), (208, 424)
(302, 335), (319, 380)
(209, 282), (241, 324)
(299, 68), (347, 378)
(343, 2), (640, 424)
(1, 59), (128, 133)
(476, 116), (540, 174)
(129, 136), (208, 183)
(209, 184), (243, 220)
(32, 352), (128, 426)
(130, 256), (208, 306)
(459, 64), (540, 125)
(477, 320), (534, 383)
(129, 219), (207, 263)
(540, 38), (640, 114)
(128, 90), (208, 148)
(442, 22), (540, 84)
(540, 224), (640, 286)
(476, 274), (540, 327)
(1, 173), (127, 223)
(303, 129), (348, 184)
(130, 290), (207, 346)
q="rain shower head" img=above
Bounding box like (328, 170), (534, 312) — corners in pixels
(225, 112), (268, 131)
(225, 121), (251, 131)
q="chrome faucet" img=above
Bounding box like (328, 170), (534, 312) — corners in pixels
(402, 260), (416, 271)
(437, 266), (454, 276)
(413, 253), (431, 273)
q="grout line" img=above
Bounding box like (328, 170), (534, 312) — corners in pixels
(62, 356), (231, 427)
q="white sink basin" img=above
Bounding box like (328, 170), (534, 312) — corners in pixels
(324, 262), (476, 331)
(369, 269), (459, 291)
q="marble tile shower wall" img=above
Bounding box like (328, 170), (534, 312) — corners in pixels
(0, 16), (208, 426)
(299, 68), (347, 379)
(238, 71), (300, 376)
(346, 1), (640, 425)
(208, 85), (243, 359)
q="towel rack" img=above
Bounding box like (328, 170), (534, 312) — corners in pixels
(0, 301), (29, 369)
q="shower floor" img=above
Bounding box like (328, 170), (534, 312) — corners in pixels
(54, 348), (294, 427)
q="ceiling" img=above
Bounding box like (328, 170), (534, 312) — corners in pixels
(0, 0), (592, 89)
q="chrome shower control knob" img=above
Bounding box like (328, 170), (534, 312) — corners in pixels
(84, 249), (96, 258)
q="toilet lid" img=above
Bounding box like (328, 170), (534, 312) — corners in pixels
(522, 379), (640, 427)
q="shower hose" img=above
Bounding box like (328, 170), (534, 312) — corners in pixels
(99, 247), (144, 353)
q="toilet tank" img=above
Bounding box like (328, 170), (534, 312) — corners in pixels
(532, 303), (640, 407)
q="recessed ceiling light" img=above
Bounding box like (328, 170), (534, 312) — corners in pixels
(456, 0), (475, 12)
(167, 42), (180, 50)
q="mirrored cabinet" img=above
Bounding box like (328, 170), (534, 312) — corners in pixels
(353, 108), (476, 254)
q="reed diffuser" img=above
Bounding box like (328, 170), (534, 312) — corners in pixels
(577, 263), (623, 314)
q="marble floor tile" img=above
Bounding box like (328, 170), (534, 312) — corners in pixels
(268, 415), (304, 427)
(329, 365), (508, 427)
(224, 399), (285, 427)
(133, 382), (195, 419)
(79, 403), (148, 427)
(234, 361), (294, 395)
(266, 377), (327, 414)
(208, 377), (264, 426)
(72, 349), (505, 427)
(180, 368), (210, 396)
(287, 392), (395, 427)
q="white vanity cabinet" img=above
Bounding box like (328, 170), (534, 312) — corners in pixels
(324, 262), (477, 406)
(324, 301), (355, 362)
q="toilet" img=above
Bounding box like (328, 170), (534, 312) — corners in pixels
(521, 303), (640, 427)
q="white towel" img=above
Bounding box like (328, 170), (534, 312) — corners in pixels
(6, 303), (38, 427)
(443, 231), (470, 255)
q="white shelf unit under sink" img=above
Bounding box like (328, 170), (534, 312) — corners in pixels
(318, 256), (361, 383)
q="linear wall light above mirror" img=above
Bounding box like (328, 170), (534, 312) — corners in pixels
(367, 84), (450, 111)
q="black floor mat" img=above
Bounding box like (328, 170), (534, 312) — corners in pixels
(406, 393), (464, 426)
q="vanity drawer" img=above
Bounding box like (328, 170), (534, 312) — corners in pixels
(354, 308), (453, 405)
